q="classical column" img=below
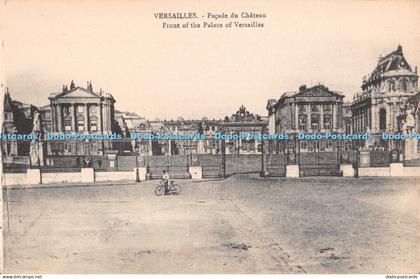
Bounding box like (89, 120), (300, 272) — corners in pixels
(56, 104), (63, 132)
(72, 104), (77, 132)
(291, 103), (296, 130)
(386, 103), (391, 132)
(320, 104), (324, 131)
(102, 103), (109, 132)
(307, 105), (312, 130)
(392, 103), (397, 131)
(103, 104), (109, 132)
(333, 104), (337, 130)
(84, 104), (89, 132)
(97, 104), (102, 132)
(360, 108), (367, 131)
(51, 104), (56, 132)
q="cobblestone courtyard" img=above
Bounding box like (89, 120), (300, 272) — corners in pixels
(3, 175), (419, 274)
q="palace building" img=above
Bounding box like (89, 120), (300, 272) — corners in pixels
(267, 84), (345, 153)
(47, 81), (117, 155)
(351, 45), (419, 149)
(132, 105), (267, 156)
(267, 84), (344, 133)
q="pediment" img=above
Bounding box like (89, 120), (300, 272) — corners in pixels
(57, 87), (100, 99)
(295, 87), (342, 98)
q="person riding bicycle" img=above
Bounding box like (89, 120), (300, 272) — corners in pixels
(162, 170), (170, 195)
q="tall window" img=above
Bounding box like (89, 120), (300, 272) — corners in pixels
(379, 108), (386, 130)
(323, 104), (331, 112)
(77, 116), (85, 132)
(299, 105), (306, 112)
(90, 116), (98, 132)
(298, 114), (307, 130)
(400, 80), (408, 92)
(345, 120), (351, 134)
(311, 114), (319, 130)
(323, 114), (331, 130)
(64, 117), (72, 131)
(63, 106), (70, 117)
(388, 81), (395, 92)
(311, 105), (319, 112)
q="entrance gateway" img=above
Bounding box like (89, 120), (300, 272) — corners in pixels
(268, 138), (354, 177)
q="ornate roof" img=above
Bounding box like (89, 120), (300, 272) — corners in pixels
(363, 45), (416, 87)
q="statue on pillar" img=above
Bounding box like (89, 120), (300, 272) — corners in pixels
(196, 121), (206, 154)
(400, 106), (417, 160)
(402, 106), (415, 135)
(29, 111), (44, 167)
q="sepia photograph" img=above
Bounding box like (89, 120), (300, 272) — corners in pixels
(0, 0), (419, 277)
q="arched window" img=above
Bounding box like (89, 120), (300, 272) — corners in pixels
(298, 114), (307, 130)
(388, 81), (395, 92)
(311, 114), (319, 130)
(323, 114), (331, 130)
(90, 116), (98, 132)
(379, 108), (386, 130)
(399, 79), (408, 92)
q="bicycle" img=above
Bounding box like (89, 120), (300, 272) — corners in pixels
(154, 180), (181, 196)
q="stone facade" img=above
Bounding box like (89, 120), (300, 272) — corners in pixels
(268, 84), (344, 134)
(351, 45), (419, 150)
(47, 81), (116, 155)
(267, 84), (344, 153)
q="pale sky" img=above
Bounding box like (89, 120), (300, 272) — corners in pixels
(2, 0), (420, 120)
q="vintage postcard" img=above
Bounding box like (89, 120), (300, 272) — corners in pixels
(0, 0), (419, 276)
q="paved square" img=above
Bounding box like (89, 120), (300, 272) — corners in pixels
(3, 175), (419, 273)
